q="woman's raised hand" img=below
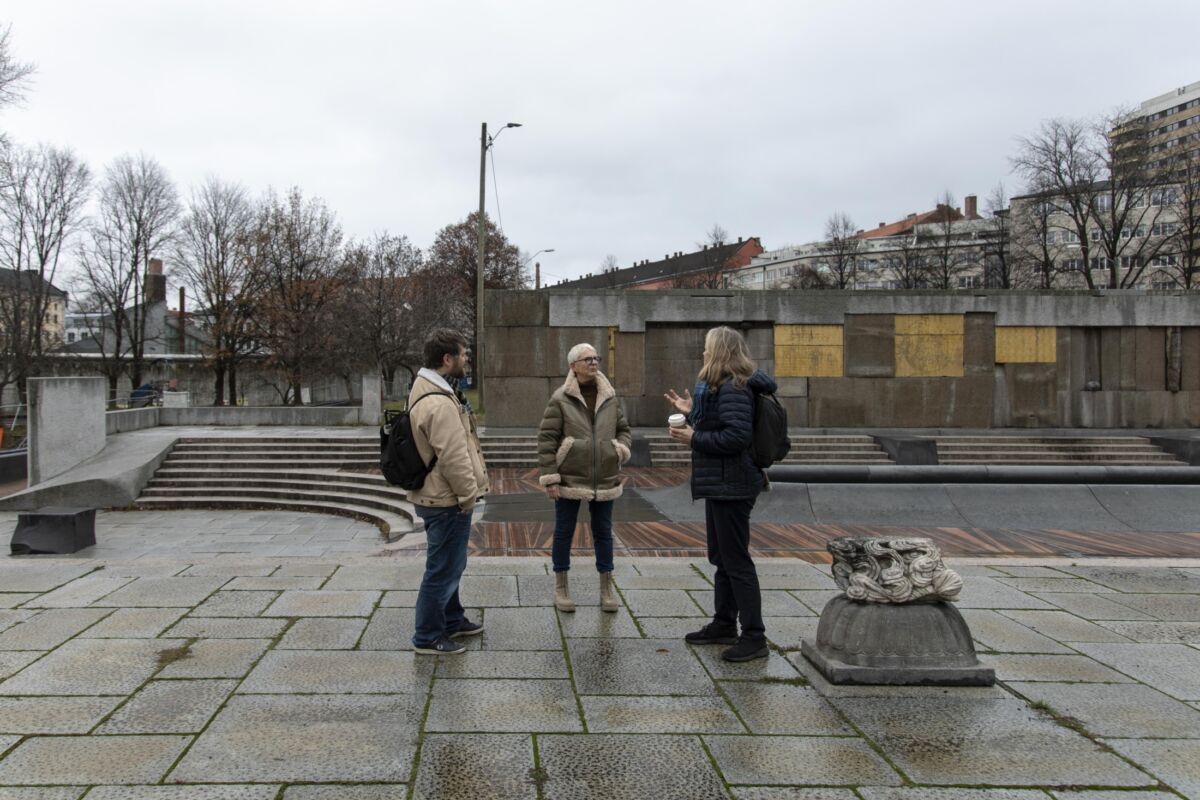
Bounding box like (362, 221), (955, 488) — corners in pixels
(664, 388), (693, 414)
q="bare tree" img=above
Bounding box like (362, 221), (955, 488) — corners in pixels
(923, 191), (972, 289)
(1152, 145), (1200, 289)
(982, 183), (1014, 288)
(820, 212), (862, 289)
(1010, 178), (1063, 289)
(175, 177), (258, 404)
(0, 25), (34, 157)
(0, 144), (90, 399)
(887, 234), (929, 289)
(779, 262), (829, 290)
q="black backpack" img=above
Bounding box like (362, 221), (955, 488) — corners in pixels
(751, 392), (790, 469)
(379, 393), (453, 490)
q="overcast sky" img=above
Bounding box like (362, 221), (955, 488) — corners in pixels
(4, 1), (1199, 290)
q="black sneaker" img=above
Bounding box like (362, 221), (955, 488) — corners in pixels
(684, 623), (739, 645)
(413, 637), (466, 655)
(721, 639), (769, 662)
(448, 619), (484, 639)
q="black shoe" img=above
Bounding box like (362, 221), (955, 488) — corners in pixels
(721, 639), (769, 662)
(684, 623), (739, 645)
(413, 637), (467, 655)
(448, 619), (484, 639)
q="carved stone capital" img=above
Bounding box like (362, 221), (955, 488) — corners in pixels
(827, 536), (962, 604)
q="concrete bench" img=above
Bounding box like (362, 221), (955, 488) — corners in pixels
(10, 507), (96, 555)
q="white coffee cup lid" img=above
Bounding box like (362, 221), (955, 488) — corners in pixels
(668, 413), (686, 426)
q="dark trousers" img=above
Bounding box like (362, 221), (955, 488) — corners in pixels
(552, 498), (614, 573)
(705, 497), (764, 642)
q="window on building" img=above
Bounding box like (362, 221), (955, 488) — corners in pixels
(957, 275), (983, 289)
(67, 332), (75, 342)
(1090, 256), (1113, 271)
(1152, 254), (1179, 267)
(1095, 195), (1112, 212)
(1151, 188), (1179, 206)
(1062, 258), (1083, 272)
(1062, 230), (1080, 244)
(1151, 222), (1179, 237)
(1121, 256), (1142, 269)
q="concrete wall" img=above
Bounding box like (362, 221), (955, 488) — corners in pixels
(485, 290), (1200, 428)
(106, 408), (161, 435)
(158, 406), (365, 426)
(28, 376), (107, 485)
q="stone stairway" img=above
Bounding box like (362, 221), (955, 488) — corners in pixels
(133, 437), (420, 542)
(646, 434), (892, 467)
(934, 436), (1187, 465)
(480, 434), (540, 468)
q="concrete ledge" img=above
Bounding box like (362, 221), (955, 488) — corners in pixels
(160, 407), (365, 426)
(1148, 435), (1200, 466)
(872, 434), (939, 465)
(768, 464), (1200, 484)
(106, 407), (161, 434)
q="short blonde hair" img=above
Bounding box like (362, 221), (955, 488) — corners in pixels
(698, 326), (755, 388)
(566, 342), (597, 366)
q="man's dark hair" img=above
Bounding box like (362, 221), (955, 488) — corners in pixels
(423, 329), (468, 369)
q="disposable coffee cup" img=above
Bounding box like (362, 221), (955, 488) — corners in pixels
(668, 413), (686, 428)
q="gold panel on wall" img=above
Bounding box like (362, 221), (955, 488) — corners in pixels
(895, 335), (964, 377)
(776, 345), (843, 377)
(995, 326), (1057, 364)
(894, 314), (964, 336)
(775, 324), (843, 346)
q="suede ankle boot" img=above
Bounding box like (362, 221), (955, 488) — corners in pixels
(599, 571), (619, 612)
(554, 571), (575, 612)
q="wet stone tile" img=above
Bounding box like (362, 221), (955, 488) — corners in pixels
(263, 590), (379, 617)
(763, 616), (821, 651)
(538, 734), (727, 800)
(616, 573), (712, 591)
(276, 617), (366, 649)
(0, 696), (120, 733)
(988, 654), (1133, 683)
(239, 651), (433, 694)
(999, 609), (1132, 643)
(518, 573), (602, 607)
(1104, 739), (1200, 800)
(636, 616), (708, 639)
(1030, 592), (1155, 621)
(0, 564), (96, 593)
(0, 638), (186, 695)
(1071, 642), (1200, 700)
(581, 695), (743, 733)
(0, 608), (111, 651)
(169, 694), (421, 783)
(557, 606), (642, 638)
(283, 787), (406, 800)
(568, 638), (713, 696)
(412, 733), (535, 800)
(165, 618), (287, 639)
(1096, 620), (1200, 643)
(156, 639), (271, 679)
(189, 591), (277, 617)
(959, 610), (1074, 654)
(458, 575), (520, 606)
(425, 678), (581, 732)
(720, 682), (851, 735)
(860, 791), (1050, 800)
(1010, 681), (1200, 738)
(994, 577), (1107, 593)
(732, 789), (859, 800)
(22, 574), (133, 608)
(1097, 594), (1200, 621)
(955, 577), (1055, 609)
(222, 576), (324, 590)
(706, 734), (900, 787)
(79, 609), (185, 638)
(92, 576), (226, 607)
(690, 645), (803, 681)
(0, 735), (191, 785)
(85, 786), (280, 799)
(481, 607), (561, 651)
(832, 696), (1153, 787)
(97, 679), (238, 733)
(1059, 566), (1200, 594)
(755, 569), (838, 591)
(435, 650), (569, 680)
(623, 589), (703, 617)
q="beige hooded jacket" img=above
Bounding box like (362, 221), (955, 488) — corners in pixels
(405, 369), (489, 510)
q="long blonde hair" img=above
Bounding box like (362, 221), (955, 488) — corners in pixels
(698, 326), (755, 388)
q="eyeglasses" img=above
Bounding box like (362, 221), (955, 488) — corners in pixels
(575, 356), (602, 365)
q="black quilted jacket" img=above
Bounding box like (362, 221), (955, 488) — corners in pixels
(688, 370), (777, 500)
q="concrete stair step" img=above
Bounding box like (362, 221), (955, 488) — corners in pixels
(147, 476), (411, 499)
(164, 458), (379, 470)
(178, 437), (377, 445)
(940, 456), (1186, 465)
(174, 444), (377, 453)
(154, 468), (387, 483)
(132, 496), (415, 542)
(934, 437), (1151, 444)
(138, 486), (419, 533)
(937, 443), (1165, 451)
(937, 451), (1181, 461)
(166, 450), (376, 461)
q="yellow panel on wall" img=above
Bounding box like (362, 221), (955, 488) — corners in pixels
(776, 344), (843, 377)
(894, 314), (964, 336)
(995, 327), (1057, 363)
(775, 324), (843, 346)
(895, 335), (964, 377)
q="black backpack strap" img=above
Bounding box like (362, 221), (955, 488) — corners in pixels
(405, 390), (458, 469)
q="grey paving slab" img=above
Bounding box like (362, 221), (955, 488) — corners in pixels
(239, 651), (433, 694)
(691, 645), (803, 681)
(323, 564), (425, 590)
(222, 576), (324, 590)
(0, 651), (40, 680)
(860, 791), (1050, 800)
(165, 617), (286, 639)
(78, 608), (186, 638)
(481, 606), (561, 651)
(537, 734), (728, 800)
(180, 563), (278, 577)
(832, 696), (1154, 787)
(91, 576), (226, 607)
(85, 787), (280, 799)
(0, 565), (96, 593)
(357, 607), (416, 651)
(22, 574), (133, 608)
(1049, 792), (1181, 800)
(568, 638), (713, 695)
(283, 787), (406, 800)
(0, 734), (16, 754)
(1100, 593), (1200, 621)
(808, 484), (967, 527)
(426, 678), (581, 733)
(995, 577), (1109, 593)
(622, 589), (704, 617)
(1072, 642), (1200, 700)
(379, 590), (418, 607)
(616, 573), (711, 590)
(991, 566), (1074, 578)
(1104, 739), (1200, 799)
(435, 650), (569, 680)
(955, 577), (1056, 609)
(557, 606), (642, 638)
(1032, 592), (1156, 621)
(0, 788), (85, 800)
(0, 608), (111, 650)
(412, 733), (534, 800)
(0, 735), (191, 785)
(689, 590), (812, 617)
(0, 594), (38, 608)
(789, 652), (1012, 699)
(581, 694), (744, 733)
(0, 638), (186, 695)
(720, 682), (852, 735)
(276, 617), (366, 649)
(636, 616), (709, 639)
(0, 696), (120, 734)
(947, 484), (1132, 531)
(706, 734), (901, 787)
(169, 694), (421, 782)
(1096, 620), (1200, 643)
(1058, 566), (1200, 594)
(1000, 609), (1133, 643)
(988, 654), (1133, 683)
(0, 611), (33, 634)
(189, 591), (277, 617)
(518, 573), (603, 607)
(763, 616), (821, 651)
(631, 559), (713, 576)
(960, 609), (1074, 653)
(156, 638), (271, 679)
(263, 589), (379, 617)
(789, 590), (841, 615)
(458, 574), (520, 606)
(732, 789), (860, 800)
(1010, 681), (1200, 737)
(96, 679), (238, 733)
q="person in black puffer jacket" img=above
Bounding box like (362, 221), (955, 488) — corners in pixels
(665, 326), (777, 662)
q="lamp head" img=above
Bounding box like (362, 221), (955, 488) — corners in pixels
(505, 122), (523, 129)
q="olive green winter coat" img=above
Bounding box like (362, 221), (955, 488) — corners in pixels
(538, 371), (632, 501)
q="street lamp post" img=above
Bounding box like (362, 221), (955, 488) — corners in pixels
(476, 121), (521, 413)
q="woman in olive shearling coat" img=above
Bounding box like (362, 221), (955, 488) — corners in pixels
(538, 343), (632, 613)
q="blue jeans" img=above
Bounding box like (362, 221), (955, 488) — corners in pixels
(552, 498), (614, 573)
(412, 504), (472, 647)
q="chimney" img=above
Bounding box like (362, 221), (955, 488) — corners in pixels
(146, 258), (166, 305)
(535, 262), (541, 290)
(907, 213), (916, 220)
(737, 236), (742, 243)
(178, 286), (186, 353)
(879, 222), (886, 228)
(964, 194), (978, 219)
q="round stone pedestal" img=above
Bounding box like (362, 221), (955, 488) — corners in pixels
(801, 595), (995, 686)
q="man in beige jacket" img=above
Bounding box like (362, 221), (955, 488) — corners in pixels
(408, 329), (490, 655)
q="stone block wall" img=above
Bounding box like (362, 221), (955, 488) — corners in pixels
(484, 290), (1200, 428)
